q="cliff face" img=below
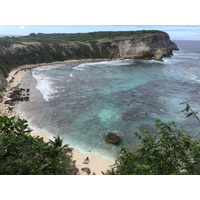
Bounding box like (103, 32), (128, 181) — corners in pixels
(0, 31), (178, 87)
(98, 32), (178, 59)
(0, 31), (178, 62)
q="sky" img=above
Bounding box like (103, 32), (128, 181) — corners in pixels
(0, 25), (200, 41)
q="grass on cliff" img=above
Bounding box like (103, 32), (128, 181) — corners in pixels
(0, 30), (165, 47)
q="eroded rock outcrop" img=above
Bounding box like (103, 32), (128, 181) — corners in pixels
(4, 87), (30, 105)
(81, 167), (91, 175)
(98, 32), (178, 60)
(106, 132), (122, 145)
(154, 49), (163, 61)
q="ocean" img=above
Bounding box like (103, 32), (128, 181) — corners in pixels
(15, 40), (200, 160)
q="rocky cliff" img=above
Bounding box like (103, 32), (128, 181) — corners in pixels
(0, 31), (178, 90)
(106, 32), (178, 59)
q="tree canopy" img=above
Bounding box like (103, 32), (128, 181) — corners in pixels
(0, 30), (165, 47)
(0, 116), (78, 175)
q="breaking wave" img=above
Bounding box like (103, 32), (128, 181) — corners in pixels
(190, 74), (200, 83)
(32, 70), (55, 101)
(72, 59), (133, 71)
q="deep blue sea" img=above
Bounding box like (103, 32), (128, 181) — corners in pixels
(15, 40), (200, 159)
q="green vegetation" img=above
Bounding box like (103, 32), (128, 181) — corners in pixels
(0, 116), (78, 175)
(104, 102), (200, 175)
(0, 30), (165, 45)
(0, 30), (166, 79)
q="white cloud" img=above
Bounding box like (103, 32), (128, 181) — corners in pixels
(19, 26), (25, 30)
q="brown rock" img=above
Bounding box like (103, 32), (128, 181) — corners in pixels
(81, 167), (91, 175)
(83, 157), (89, 164)
(106, 132), (122, 145)
(4, 100), (14, 105)
(154, 49), (163, 61)
(24, 97), (29, 101)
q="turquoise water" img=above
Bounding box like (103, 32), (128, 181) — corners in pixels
(15, 40), (200, 159)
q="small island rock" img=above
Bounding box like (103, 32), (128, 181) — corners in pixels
(106, 132), (122, 145)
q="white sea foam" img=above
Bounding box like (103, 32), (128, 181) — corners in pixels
(70, 73), (75, 77)
(72, 59), (133, 71)
(32, 70), (55, 101)
(190, 74), (200, 83)
(35, 65), (54, 71)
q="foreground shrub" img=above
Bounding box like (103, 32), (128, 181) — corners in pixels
(105, 118), (200, 175)
(0, 116), (78, 175)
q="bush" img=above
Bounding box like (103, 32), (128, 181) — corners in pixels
(0, 116), (78, 175)
(105, 102), (200, 175)
(105, 118), (200, 175)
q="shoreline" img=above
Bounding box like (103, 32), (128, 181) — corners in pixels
(0, 58), (114, 117)
(29, 124), (115, 175)
(0, 58), (115, 175)
(6, 58), (115, 83)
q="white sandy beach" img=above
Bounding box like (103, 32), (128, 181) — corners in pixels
(30, 127), (114, 175)
(0, 59), (115, 175)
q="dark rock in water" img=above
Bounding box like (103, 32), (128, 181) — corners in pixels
(12, 97), (23, 101)
(11, 97), (20, 101)
(9, 92), (21, 99)
(81, 167), (91, 175)
(24, 97), (29, 101)
(139, 124), (157, 135)
(122, 111), (147, 121)
(13, 89), (21, 95)
(9, 93), (17, 99)
(106, 132), (122, 145)
(4, 100), (14, 105)
(9, 88), (23, 101)
(8, 87), (30, 102)
(83, 157), (89, 164)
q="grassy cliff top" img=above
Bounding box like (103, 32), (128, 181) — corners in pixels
(0, 30), (166, 47)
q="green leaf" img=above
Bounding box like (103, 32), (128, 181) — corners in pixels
(36, 164), (49, 172)
(186, 113), (193, 117)
(180, 101), (190, 105)
(186, 104), (190, 112)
